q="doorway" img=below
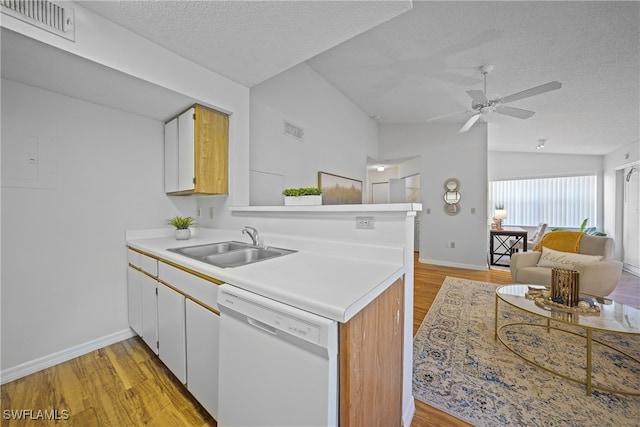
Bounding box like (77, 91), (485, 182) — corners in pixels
(622, 165), (639, 275)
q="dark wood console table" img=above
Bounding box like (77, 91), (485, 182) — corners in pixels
(489, 226), (528, 266)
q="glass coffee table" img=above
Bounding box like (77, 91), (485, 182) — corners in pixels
(495, 284), (640, 396)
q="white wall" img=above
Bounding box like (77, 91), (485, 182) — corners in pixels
(604, 140), (640, 259)
(2, 2), (251, 230)
(1, 4), (249, 376)
(488, 151), (603, 181)
(246, 63), (378, 206)
(0, 80), (183, 370)
(379, 123), (489, 270)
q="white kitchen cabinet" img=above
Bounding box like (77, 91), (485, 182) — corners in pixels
(157, 283), (187, 384)
(127, 266), (142, 335)
(186, 299), (220, 419)
(164, 104), (229, 195)
(164, 116), (179, 193)
(140, 273), (158, 355)
(127, 249), (223, 419)
(128, 249), (158, 339)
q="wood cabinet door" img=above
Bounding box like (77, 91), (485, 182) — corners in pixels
(339, 277), (404, 427)
(186, 299), (220, 418)
(158, 283), (186, 384)
(194, 105), (228, 194)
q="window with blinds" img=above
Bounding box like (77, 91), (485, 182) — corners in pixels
(489, 175), (597, 228)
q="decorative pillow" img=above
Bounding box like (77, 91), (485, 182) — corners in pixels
(537, 246), (603, 269)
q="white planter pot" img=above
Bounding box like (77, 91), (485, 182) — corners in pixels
(174, 229), (191, 240)
(284, 195), (322, 206)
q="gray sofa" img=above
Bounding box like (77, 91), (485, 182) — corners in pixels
(510, 234), (623, 297)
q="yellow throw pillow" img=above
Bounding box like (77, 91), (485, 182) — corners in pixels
(537, 246), (603, 269)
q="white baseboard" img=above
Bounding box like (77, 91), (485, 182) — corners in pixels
(623, 264), (640, 276)
(418, 257), (488, 271)
(1, 328), (135, 385)
(402, 398), (416, 427)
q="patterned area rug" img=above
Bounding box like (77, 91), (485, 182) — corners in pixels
(413, 277), (640, 426)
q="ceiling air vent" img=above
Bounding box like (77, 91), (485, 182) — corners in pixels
(283, 121), (304, 142)
(1, 0), (75, 41)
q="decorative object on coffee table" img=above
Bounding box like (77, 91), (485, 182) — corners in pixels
(551, 268), (580, 307)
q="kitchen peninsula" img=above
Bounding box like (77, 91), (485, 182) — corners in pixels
(126, 203), (420, 426)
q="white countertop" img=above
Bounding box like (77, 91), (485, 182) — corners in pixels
(127, 228), (406, 322)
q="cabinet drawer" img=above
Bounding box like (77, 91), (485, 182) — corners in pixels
(128, 249), (158, 277)
(140, 254), (158, 277)
(158, 262), (219, 310)
(127, 249), (141, 267)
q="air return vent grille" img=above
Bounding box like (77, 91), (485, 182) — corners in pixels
(283, 121), (304, 142)
(1, 0), (75, 41)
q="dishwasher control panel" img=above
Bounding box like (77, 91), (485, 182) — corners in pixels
(273, 314), (320, 343)
(219, 285), (326, 345)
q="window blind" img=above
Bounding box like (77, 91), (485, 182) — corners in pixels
(489, 175), (597, 228)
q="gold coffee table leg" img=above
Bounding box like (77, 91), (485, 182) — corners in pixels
(494, 293), (499, 340)
(586, 328), (592, 396)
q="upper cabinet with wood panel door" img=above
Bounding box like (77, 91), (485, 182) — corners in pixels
(165, 104), (229, 195)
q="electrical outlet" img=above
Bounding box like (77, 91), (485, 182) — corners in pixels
(356, 216), (375, 229)
(209, 207), (214, 219)
(197, 208), (202, 218)
(450, 242), (456, 249)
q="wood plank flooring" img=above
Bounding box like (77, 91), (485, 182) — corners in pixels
(1, 337), (215, 427)
(411, 255), (513, 427)
(9, 257), (628, 426)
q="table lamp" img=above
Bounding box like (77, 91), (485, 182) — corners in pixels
(494, 209), (507, 230)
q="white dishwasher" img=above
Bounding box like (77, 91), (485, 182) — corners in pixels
(217, 283), (339, 427)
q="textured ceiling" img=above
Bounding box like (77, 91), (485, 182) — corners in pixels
(5, 1), (639, 157)
(77, 0), (413, 87)
(307, 1), (640, 155)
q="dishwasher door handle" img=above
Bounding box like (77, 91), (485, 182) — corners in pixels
(247, 317), (277, 335)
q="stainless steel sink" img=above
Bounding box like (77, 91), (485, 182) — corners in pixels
(169, 241), (249, 258)
(168, 241), (296, 268)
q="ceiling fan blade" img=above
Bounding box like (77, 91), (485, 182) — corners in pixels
(496, 106), (536, 119)
(427, 108), (470, 122)
(499, 81), (562, 104)
(459, 113), (481, 133)
(466, 89), (488, 105)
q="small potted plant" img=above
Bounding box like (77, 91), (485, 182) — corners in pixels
(282, 187), (322, 206)
(168, 215), (197, 240)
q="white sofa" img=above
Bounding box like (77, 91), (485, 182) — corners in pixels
(510, 234), (623, 297)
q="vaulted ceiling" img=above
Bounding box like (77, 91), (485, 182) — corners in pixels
(11, 1), (640, 156)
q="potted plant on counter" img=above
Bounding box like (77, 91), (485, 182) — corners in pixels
(283, 187), (323, 206)
(168, 215), (197, 240)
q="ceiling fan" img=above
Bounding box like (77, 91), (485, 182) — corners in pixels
(430, 65), (562, 133)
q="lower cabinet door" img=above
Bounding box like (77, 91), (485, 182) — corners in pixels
(158, 283), (186, 384)
(127, 266), (142, 335)
(140, 273), (158, 354)
(186, 299), (220, 419)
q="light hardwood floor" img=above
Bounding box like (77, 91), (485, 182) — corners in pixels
(0, 260), (511, 427)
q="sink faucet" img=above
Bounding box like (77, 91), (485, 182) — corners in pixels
(242, 226), (261, 247)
